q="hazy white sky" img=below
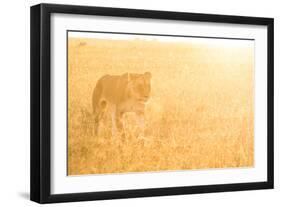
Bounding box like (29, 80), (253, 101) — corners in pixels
(68, 31), (254, 48)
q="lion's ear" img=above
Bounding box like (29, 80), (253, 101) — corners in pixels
(144, 72), (152, 80)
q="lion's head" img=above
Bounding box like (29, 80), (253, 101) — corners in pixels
(127, 72), (152, 103)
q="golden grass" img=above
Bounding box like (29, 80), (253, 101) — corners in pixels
(67, 36), (254, 175)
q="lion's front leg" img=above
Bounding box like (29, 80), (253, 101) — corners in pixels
(136, 111), (145, 138)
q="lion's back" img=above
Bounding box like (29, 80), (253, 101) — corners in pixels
(92, 74), (127, 110)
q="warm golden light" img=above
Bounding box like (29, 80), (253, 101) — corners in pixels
(68, 36), (254, 175)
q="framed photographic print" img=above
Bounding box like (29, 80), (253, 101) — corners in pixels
(30, 3), (274, 203)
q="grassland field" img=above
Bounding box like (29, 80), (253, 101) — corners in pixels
(68, 36), (254, 175)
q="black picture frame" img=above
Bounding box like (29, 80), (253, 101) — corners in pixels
(30, 3), (274, 204)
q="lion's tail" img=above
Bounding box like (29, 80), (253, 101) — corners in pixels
(92, 78), (108, 136)
(92, 76), (109, 115)
(92, 79), (102, 115)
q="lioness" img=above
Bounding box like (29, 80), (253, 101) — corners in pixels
(92, 72), (152, 136)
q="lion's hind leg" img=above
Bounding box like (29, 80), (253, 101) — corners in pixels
(93, 100), (107, 136)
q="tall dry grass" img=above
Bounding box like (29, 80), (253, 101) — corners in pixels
(68, 36), (254, 175)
